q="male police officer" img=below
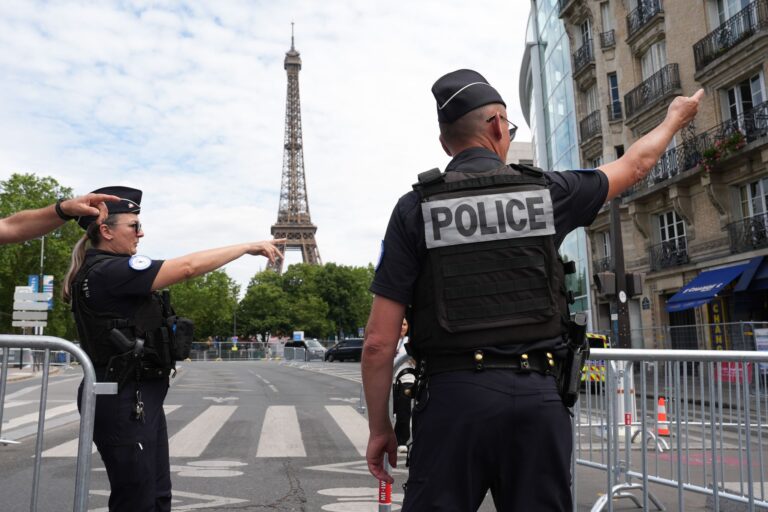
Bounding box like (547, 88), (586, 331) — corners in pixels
(362, 69), (703, 511)
(0, 192), (120, 244)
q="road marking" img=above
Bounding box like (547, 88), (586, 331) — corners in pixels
(250, 371), (278, 392)
(326, 406), (368, 456)
(169, 405), (236, 458)
(202, 396), (238, 403)
(2, 403), (78, 431)
(88, 489), (247, 511)
(256, 405), (306, 457)
(329, 397), (359, 404)
(1, 400), (34, 409)
(268, 385), (279, 393)
(43, 405), (181, 457)
(171, 460), (247, 477)
(307, 460), (408, 476)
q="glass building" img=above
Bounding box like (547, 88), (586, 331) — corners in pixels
(519, 0), (593, 324)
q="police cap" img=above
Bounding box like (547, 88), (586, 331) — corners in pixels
(77, 186), (142, 230)
(432, 69), (506, 124)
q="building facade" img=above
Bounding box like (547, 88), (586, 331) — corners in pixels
(557, 0), (768, 349)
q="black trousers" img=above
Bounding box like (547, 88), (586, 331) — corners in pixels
(402, 370), (572, 511)
(78, 378), (171, 512)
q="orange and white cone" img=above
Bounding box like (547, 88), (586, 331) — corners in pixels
(657, 397), (670, 437)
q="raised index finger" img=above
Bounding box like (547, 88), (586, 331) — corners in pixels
(691, 88), (705, 103)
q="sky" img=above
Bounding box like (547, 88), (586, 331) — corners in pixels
(0, 0), (532, 293)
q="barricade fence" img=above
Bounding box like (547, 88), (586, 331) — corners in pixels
(576, 348), (768, 512)
(595, 321), (768, 351)
(186, 342), (330, 362)
(0, 335), (115, 512)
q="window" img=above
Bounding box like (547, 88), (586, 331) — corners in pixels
(615, 145), (625, 158)
(659, 210), (686, 246)
(579, 18), (592, 48)
(723, 72), (765, 121)
(591, 156), (604, 168)
(607, 73), (621, 117)
(601, 231), (611, 258)
(641, 41), (667, 80)
(585, 84), (599, 113)
(740, 177), (768, 219)
(601, 2), (613, 31)
(717, 0), (751, 24)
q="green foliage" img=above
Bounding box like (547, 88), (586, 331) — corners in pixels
(0, 174), (82, 339)
(238, 263), (374, 340)
(169, 270), (240, 340)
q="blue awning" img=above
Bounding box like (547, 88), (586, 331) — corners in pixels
(666, 263), (750, 312)
(735, 256), (768, 292)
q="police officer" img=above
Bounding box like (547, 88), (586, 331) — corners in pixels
(0, 191), (119, 244)
(62, 186), (283, 512)
(361, 70), (703, 511)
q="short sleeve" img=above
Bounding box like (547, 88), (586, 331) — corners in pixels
(92, 257), (164, 298)
(547, 169), (609, 247)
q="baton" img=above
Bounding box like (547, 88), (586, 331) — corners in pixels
(378, 458), (392, 511)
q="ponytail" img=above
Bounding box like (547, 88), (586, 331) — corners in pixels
(63, 216), (116, 303)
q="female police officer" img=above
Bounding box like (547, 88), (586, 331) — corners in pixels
(62, 186), (283, 512)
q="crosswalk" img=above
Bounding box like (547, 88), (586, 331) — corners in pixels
(283, 361), (362, 383)
(3, 401), (370, 459)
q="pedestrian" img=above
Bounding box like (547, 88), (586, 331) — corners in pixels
(62, 186), (283, 512)
(0, 192), (120, 244)
(361, 69), (703, 511)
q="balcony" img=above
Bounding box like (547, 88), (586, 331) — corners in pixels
(728, 212), (768, 253)
(649, 239), (689, 271)
(627, 100), (768, 193)
(627, 0), (664, 39)
(624, 64), (680, 119)
(693, 0), (768, 71)
(573, 40), (594, 76)
(579, 110), (602, 143)
(607, 101), (623, 122)
(593, 256), (614, 272)
(600, 30), (616, 49)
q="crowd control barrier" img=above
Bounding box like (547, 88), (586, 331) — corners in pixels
(0, 335), (116, 512)
(576, 348), (768, 512)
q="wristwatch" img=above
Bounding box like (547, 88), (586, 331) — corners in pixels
(55, 198), (75, 221)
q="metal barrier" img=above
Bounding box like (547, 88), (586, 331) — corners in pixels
(283, 347), (307, 361)
(575, 348), (768, 512)
(0, 335), (116, 512)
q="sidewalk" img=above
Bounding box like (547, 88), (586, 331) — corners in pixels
(3, 365), (62, 383)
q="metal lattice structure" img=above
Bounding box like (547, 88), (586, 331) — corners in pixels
(268, 27), (322, 273)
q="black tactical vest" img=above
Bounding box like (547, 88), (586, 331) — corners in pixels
(71, 253), (170, 367)
(410, 164), (570, 354)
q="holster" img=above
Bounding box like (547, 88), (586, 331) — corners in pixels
(392, 367), (418, 447)
(556, 312), (589, 408)
(105, 351), (141, 392)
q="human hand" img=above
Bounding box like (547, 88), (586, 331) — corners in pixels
(666, 88), (704, 132)
(246, 239), (286, 263)
(60, 193), (120, 218)
(366, 429), (398, 484)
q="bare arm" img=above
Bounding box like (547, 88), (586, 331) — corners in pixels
(151, 239), (285, 290)
(362, 295), (406, 483)
(600, 89), (704, 201)
(0, 193), (119, 244)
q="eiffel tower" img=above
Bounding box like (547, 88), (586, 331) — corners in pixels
(268, 26), (322, 273)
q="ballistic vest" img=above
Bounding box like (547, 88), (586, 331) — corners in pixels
(71, 253), (170, 367)
(410, 163), (571, 354)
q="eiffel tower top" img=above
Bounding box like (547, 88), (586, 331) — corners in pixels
(285, 22), (301, 69)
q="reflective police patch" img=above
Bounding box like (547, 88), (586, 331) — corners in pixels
(422, 190), (555, 249)
(128, 255), (152, 271)
(375, 240), (385, 272)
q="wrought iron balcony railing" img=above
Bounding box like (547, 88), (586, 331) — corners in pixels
(728, 212), (768, 253)
(600, 30), (616, 48)
(649, 239), (689, 271)
(579, 110), (601, 142)
(593, 256), (614, 272)
(573, 40), (594, 75)
(694, 0), (768, 71)
(627, 0), (664, 38)
(607, 101), (623, 122)
(624, 63), (680, 118)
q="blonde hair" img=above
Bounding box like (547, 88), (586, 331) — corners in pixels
(63, 215), (116, 303)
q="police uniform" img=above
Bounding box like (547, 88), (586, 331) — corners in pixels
(371, 70), (609, 511)
(71, 187), (173, 512)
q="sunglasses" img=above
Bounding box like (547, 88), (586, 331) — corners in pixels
(108, 221), (142, 234)
(486, 114), (518, 141)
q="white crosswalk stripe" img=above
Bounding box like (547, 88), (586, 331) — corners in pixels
(169, 405), (236, 458)
(256, 405), (306, 457)
(325, 405), (368, 456)
(2, 403), (78, 431)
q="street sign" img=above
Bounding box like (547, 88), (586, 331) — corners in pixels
(43, 275), (54, 310)
(12, 284), (50, 333)
(14, 292), (53, 302)
(12, 311), (48, 321)
(293, 331), (304, 341)
(13, 301), (49, 311)
(27, 275), (39, 291)
(12, 320), (48, 328)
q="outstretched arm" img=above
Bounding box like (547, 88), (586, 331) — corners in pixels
(362, 295), (406, 484)
(600, 89), (704, 201)
(0, 193), (119, 244)
(151, 239), (285, 290)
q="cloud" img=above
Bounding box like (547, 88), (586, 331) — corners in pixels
(0, 0), (531, 293)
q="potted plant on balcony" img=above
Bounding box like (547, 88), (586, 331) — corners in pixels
(699, 130), (746, 172)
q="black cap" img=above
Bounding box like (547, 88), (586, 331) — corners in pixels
(77, 186), (142, 230)
(432, 69), (506, 124)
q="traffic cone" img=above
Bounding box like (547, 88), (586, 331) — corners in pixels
(657, 397), (670, 437)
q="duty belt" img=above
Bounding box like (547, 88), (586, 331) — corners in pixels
(422, 349), (558, 376)
(102, 364), (170, 382)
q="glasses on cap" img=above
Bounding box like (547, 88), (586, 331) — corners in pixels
(486, 114), (518, 141)
(108, 221), (142, 234)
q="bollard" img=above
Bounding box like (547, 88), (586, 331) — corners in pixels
(379, 459), (392, 512)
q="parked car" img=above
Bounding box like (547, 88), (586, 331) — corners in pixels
(325, 338), (364, 362)
(284, 339), (326, 361)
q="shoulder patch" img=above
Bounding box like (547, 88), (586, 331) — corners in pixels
(128, 255), (152, 271)
(375, 240), (385, 272)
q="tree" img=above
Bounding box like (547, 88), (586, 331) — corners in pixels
(314, 263), (374, 338)
(237, 271), (291, 342)
(0, 174), (83, 339)
(169, 270), (239, 340)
